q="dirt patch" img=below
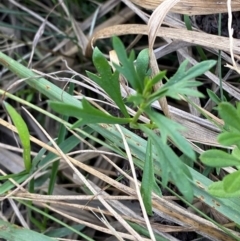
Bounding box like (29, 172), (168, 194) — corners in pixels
(195, 12), (240, 38)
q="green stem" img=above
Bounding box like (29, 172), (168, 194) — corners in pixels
(131, 105), (145, 125)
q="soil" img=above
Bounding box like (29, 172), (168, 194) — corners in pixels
(194, 12), (240, 39)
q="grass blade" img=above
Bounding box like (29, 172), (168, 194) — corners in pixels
(4, 102), (31, 172)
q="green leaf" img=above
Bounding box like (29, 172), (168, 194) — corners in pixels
(139, 126), (171, 187)
(135, 48), (150, 84)
(0, 171), (28, 181)
(168, 60), (188, 85)
(45, 224), (85, 238)
(164, 60), (216, 90)
(223, 170), (240, 193)
(147, 60), (216, 101)
(182, 60), (216, 81)
(4, 102), (31, 172)
(2, 44), (240, 228)
(146, 109), (195, 160)
(218, 102), (240, 132)
(0, 173), (29, 195)
(208, 181), (240, 198)
(49, 99), (131, 126)
(127, 93), (145, 107)
(148, 73), (205, 103)
(86, 47), (129, 118)
(89, 117), (240, 224)
(21, 200), (94, 241)
(153, 180), (162, 196)
(217, 132), (240, 147)
(141, 138), (153, 215)
(232, 147), (240, 161)
(164, 81), (204, 98)
(207, 89), (221, 105)
(200, 149), (240, 167)
(146, 88), (168, 105)
(145, 70), (166, 92)
(0, 220), (55, 241)
(140, 125), (193, 202)
(237, 102), (240, 116)
(141, 138), (161, 215)
(112, 36), (144, 92)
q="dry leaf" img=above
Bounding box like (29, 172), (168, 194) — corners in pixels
(130, 0), (240, 15)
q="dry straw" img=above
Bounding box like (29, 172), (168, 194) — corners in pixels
(130, 0), (240, 15)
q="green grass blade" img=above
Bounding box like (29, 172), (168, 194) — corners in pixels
(91, 123), (240, 225)
(0, 51), (82, 107)
(0, 173), (29, 195)
(44, 82), (75, 228)
(18, 200), (94, 241)
(4, 102), (31, 172)
(128, 221), (169, 241)
(1, 49), (240, 227)
(140, 138), (154, 215)
(146, 108), (195, 160)
(45, 224), (85, 238)
(140, 125), (193, 202)
(48, 83), (75, 195)
(0, 220), (55, 241)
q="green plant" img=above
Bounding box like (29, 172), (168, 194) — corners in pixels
(49, 37), (216, 212)
(200, 102), (240, 197)
(2, 33), (240, 239)
(3, 102), (31, 176)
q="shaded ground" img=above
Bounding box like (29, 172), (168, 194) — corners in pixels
(195, 12), (240, 38)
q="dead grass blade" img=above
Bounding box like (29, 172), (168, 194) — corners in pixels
(148, 0), (181, 117)
(148, 0), (180, 49)
(116, 124), (156, 241)
(93, 7), (135, 35)
(23, 109), (145, 241)
(130, 0), (240, 15)
(86, 24), (240, 57)
(0, 101), (234, 240)
(152, 197), (237, 241)
(41, 203), (150, 241)
(0, 116), (145, 240)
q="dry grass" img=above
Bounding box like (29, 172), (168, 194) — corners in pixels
(0, 0), (240, 240)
